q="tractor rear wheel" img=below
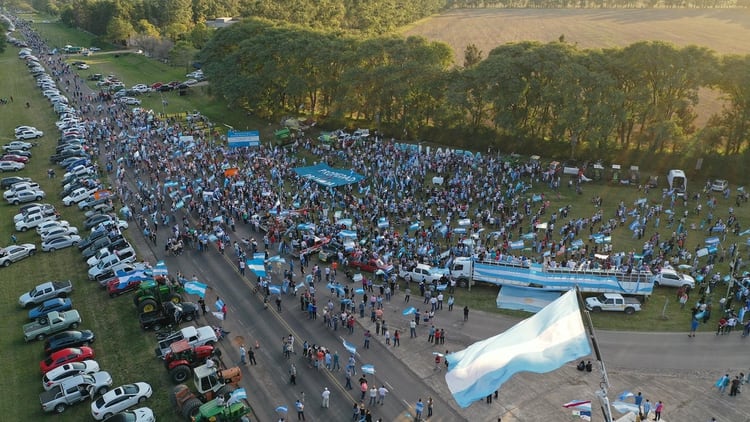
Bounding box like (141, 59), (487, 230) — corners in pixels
(170, 364), (192, 383)
(138, 298), (158, 313)
(181, 397), (203, 420)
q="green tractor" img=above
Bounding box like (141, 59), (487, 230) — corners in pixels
(193, 399), (251, 422)
(134, 277), (183, 314)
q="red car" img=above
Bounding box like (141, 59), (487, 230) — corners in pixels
(40, 346), (95, 373)
(107, 278), (144, 297)
(1, 154), (29, 164)
(348, 257), (394, 274)
(150, 82), (163, 90)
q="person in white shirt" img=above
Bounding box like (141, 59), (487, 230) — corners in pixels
(377, 385), (388, 405)
(321, 387), (330, 408)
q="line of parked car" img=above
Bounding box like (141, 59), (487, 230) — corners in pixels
(10, 42), (155, 421)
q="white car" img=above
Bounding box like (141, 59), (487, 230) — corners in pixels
(43, 360), (101, 390)
(118, 97), (141, 106)
(711, 179), (728, 192)
(0, 161), (25, 172)
(90, 382), (152, 420)
(3, 141), (33, 151)
(16, 213), (59, 232)
(5, 188), (45, 205)
(37, 220), (72, 235)
(63, 187), (97, 206)
(131, 84), (150, 93)
(652, 268), (696, 289)
(16, 129), (43, 140)
(42, 235), (82, 252)
(107, 407), (155, 422)
(4, 182), (40, 198)
(76, 63), (89, 69)
(183, 79), (198, 86)
(0, 243), (37, 266)
(15, 125), (37, 135)
(41, 226), (79, 242)
(91, 219), (129, 232)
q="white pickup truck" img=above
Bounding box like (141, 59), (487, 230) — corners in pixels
(154, 326), (218, 359)
(585, 293), (642, 315)
(398, 263), (449, 283)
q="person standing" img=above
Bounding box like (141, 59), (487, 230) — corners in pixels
(377, 385), (388, 405)
(289, 363), (297, 385)
(393, 330), (400, 347)
(248, 347), (257, 365)
(415, 398), (424, 420)
(689, 317), (699, 337)
(321, 387), (330, 408)
(641, 399), (651, 420)
(344, 367), (353, 390)
(410, 320), (417, 338)
(295, 399), (305, 421)
(404, 287), (411, 303)
(654, 400), (663, 420)
(428, 325), (435, 343)
(364, 330), (371, 349)
(463, 305), (469, 321)
(447, 294), (454, 311)
(427, 397), (434, 418)
(730, 376), (741, 396)
(198, 297), (207, 315)
(368, 386), (377, 406)
(717, 374), (730, 394)
(239, 344), (247, 365)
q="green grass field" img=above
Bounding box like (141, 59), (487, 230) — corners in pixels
(0, 48), (178, 421)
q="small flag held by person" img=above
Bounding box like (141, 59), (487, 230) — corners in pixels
(445, 290), (591, 408)
(184, 281), (207, 298)
(343, 339), (357, 355)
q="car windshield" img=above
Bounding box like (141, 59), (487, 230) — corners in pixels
(28, 287), (38, 296)
(94, 396), (106, 407)
(122, 384), (137, 394)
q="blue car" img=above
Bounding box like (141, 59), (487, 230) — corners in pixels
(28, 298), (73, 320)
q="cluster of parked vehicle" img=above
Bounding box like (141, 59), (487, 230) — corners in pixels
(12, 45), (157, 422)
(1, 137), (35, 172)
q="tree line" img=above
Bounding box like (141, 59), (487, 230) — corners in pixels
(199, 19), (750, 158)
(31, 0), (748, 48)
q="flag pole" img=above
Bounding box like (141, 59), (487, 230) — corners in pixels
(575, 287), (614, 422)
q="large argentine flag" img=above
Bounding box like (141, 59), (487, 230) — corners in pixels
(445, 289), (590, 408)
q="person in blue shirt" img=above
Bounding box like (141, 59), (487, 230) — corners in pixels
(415, 398), (424, 420)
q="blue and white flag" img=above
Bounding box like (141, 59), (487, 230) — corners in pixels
(247, 258), (266, 277)
(343, 339), (357, 355)
(361, 364), (376, 374)
(215, 298), (225, 311)
(445, 290), (591, 408)
(617, 390), (634, 401)
(268, 285), (281, 295)
(212, 311), (225, 321)
(612, 401), (640, 414)
(510, 240), (524, 250)
(184, 281), (207, 298)
(152, 261), (168, 277)
(227, 388), (247, 405)
(402, 307), (416, 315)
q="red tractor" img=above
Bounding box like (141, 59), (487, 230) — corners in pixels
(165, 339), (221, 383)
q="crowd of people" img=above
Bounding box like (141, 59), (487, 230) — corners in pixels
(14, 14), (750, 421)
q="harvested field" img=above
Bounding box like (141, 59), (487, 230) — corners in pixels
(403, 8), (750, 59)
(404, 8), (750, 126)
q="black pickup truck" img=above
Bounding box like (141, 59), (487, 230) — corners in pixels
(139, 302), (200, 331)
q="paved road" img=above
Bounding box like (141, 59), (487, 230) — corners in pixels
(126, 212), (750, 422)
